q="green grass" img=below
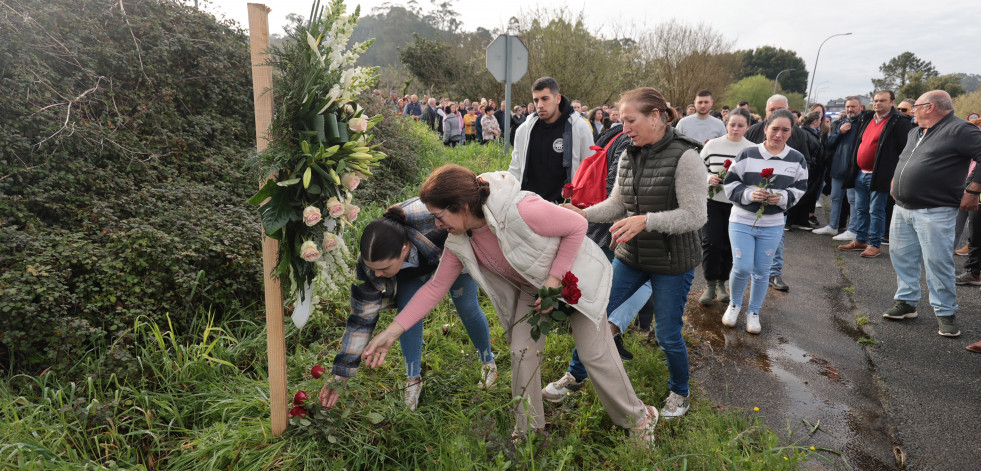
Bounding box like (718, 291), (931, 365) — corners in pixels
(0, 120), (827, 470)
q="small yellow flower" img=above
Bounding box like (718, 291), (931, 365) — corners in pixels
(784, 456), (788, 461)
(754, 406), (760, 412)
(810, 446), (816, 451)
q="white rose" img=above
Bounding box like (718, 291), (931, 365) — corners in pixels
(348, 117), (368, 133)
(302, 206), (322, 226)
(300, 240), (320, 262)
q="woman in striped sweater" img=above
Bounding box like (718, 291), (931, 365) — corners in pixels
(721, 109), (808, 334)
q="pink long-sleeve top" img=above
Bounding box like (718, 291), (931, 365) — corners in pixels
(392, 194), (586, 331)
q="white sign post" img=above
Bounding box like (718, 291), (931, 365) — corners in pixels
(486, 35), (528, 155)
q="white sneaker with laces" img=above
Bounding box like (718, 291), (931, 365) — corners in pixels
(660, 391), (690, 418)
(542, 371), (585, 403)
(812, 225), (837, 236)
(722, 303), (740, 327)
(746, 312), (761, 334)
(832, 230), (857, 241)
(478, 361), (498, 389)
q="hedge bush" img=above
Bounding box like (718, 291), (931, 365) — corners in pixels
(0, 0), (449, 375)
(0, 0), (261, 373)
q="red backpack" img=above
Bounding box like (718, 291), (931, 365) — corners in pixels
(571, 131), (623, 208)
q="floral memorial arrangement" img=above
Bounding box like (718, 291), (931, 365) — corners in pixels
(249, 0), (383, 327)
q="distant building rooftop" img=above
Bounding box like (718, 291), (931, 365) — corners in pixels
(826, 95), (872, 114)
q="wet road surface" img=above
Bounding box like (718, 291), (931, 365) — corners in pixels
(684, 213), (979, 470)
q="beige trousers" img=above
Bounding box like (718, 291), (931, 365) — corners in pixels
(502, 290), (648, 432)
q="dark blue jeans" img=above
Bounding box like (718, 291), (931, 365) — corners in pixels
(854, 172), (888, 247)
(568, 259), (694, 397)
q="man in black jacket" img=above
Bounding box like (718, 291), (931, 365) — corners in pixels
(745, 94), (822, 291)
(837, 90), (912, 258)
(881, 90), (981, 338)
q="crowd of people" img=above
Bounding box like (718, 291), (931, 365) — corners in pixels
(330, 79), (981, 445)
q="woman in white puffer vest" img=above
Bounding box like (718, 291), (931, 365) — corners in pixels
(361, 164), (659, 443)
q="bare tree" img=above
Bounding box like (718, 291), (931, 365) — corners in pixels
(632, 20), (739, 108)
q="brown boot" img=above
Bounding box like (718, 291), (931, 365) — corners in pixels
(955, 243), (969, 256)
(838, 241), (869, 251)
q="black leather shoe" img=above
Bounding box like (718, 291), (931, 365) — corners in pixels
(769, 275), (789, 291)
(613, 333), (634, 361)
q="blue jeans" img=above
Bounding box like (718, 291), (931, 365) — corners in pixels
(730, 223), (784, 313)
(568, 249), (652, 380)
(830, 177), (858, 231)
(769, 215), (787, 277)
(853, 173), (889, 247)
(570, 259), (694, 397)
(890, 206), (959, 317)
(396, 272), (494, 377)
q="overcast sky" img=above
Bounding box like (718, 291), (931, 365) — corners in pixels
(206, 0), (979, 102)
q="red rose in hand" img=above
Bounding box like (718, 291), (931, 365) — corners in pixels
(562, 285), (582, 304)
(561, 271), (578, 287)
(723, 159), (733, 170)
(562, 183), (574, 200)
(760, 168), (774, 179)
(289, 406), (308, 417)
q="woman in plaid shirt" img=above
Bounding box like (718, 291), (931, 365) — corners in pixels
(319, 198), (496, 411)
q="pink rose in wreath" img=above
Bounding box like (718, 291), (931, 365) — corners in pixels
(300, 240), (321, 262)
(302, 206), (322, 226)
(326, 197), (345, 218)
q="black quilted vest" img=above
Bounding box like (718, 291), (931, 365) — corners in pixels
(616, 128), (702, 274)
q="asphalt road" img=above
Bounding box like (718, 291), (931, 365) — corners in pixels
(685, 207), (980, 470)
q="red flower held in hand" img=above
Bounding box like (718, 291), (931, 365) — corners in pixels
(562, 285), (582, 304)
(723, 159), (733, 170)
(760, 168), (774, 179)
(562, 183), (574, 200)
(561, 271), (578, 286)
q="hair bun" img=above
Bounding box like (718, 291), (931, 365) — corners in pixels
(382, 205), (408, 224)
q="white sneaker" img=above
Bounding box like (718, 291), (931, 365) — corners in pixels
(746, 312), (761, 334)
(660, 391), (690, 418)
(722, 303), (740, 327)
(478, 361), (498, 389)
(812, 225), (837, 236)
(542, 371), (585, 403)
(404, 377), (423, 410)
(832, 230), (857, 241)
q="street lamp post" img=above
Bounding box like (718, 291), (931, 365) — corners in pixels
(807, 32), (852, 108)
(774, 68), (795, 94)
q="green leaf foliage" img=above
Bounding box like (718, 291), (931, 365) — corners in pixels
(0, 0), (259, 373)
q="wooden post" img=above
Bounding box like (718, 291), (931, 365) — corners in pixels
(247, 3), (288, 437)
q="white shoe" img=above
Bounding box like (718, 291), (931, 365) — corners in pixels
(722, 303), (740, 327)
(746, 312), (761, 334)
(660, 391), (690, 418)
(832, 230), (857, 241)
(542, 371), (585, 403)
(404, 378), (423, 410)
(812, 225), (837, 236)
(478, 361), (498, 389)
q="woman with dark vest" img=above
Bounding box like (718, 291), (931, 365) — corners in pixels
(721, 109), (808, 334)
(552, 87), (707, 419)
(318, 199), (496, 411)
